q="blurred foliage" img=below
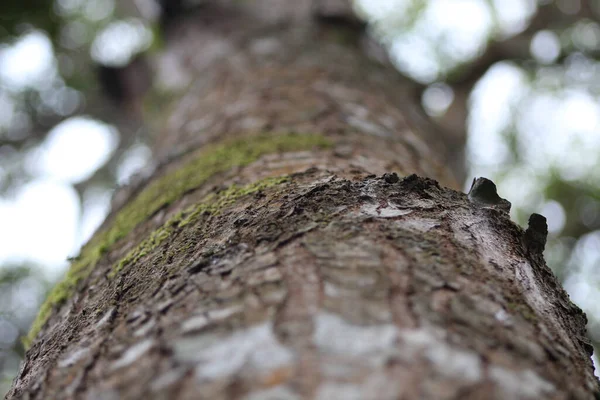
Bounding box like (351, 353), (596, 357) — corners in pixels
(0, 1), (60, 40)
(0, 264), (52, 395)
(2, 0), (600, 395)
(0, 0), (152, 198)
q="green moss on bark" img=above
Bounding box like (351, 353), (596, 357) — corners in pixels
(104, 133), (330, 250)
(110, 175), (289, 277)
(24, 133), (330, 348)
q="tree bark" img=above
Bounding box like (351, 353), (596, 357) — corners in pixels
(7, 2), (599, 399)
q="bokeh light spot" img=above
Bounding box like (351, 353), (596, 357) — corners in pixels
(26, 117), (119, 184)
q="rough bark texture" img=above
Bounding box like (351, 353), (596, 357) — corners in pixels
(7, 2), (599, 399)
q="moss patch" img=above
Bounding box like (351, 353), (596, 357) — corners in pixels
(25, 133), (330, 348)
(105, 133), (330, 250)
(110, 175), (289, 277)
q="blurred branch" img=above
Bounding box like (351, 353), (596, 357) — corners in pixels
(416, 1), (600, 181)
(447, 2), (600, 88)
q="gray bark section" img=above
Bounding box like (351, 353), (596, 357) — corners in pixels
(143, 2), (454, 187)
(7, 171), (598, 399)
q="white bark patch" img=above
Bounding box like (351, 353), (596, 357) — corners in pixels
(185, 117), (213, 134)
(395, 217), (439, 232)
(150, 367), (188, 392)
(172, 322), (293, 380)
(347, 116), (390, 137)
(95, 307), (115, 329)
(156, 51), (192, 90)
(180, 304), (244, 334)
(316, 375), (401, 400)
(313, 82), (359, 102)
(313, 312), (398, 366)
(224, 100), (254, 117)
(324, 282), (351, 297)
(247, 267), (282, 285)
(242, 386), (301, 400)
(514, 261), (547, 312)
(260, 287), (287, 304)
(58, 347), (90, 368)
(239, 116), (267, 130)
(344, 103), (369, 118)
(250, 37), (281, 55)
(489, 366), (555, 398)
(316, 382), (363, 400)
(133, 319), (155, 337)
(399, 328), (482, 383)
(84, 389), (120, 400)
(494, 309), (513, 326)
(361, 203), (412, 218)
(110, 339), (154, 371)
(191, 36), (234, 70)
(180, 315), (209, 334)
(402, 130), (432, 158)
(207, 303), (245, 321)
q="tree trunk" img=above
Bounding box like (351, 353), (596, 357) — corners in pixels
(7, 2), (599, 399)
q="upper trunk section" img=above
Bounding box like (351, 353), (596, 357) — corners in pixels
(143, 1), (455, 186)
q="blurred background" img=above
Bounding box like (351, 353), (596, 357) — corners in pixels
(1, 0), (599, 394)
